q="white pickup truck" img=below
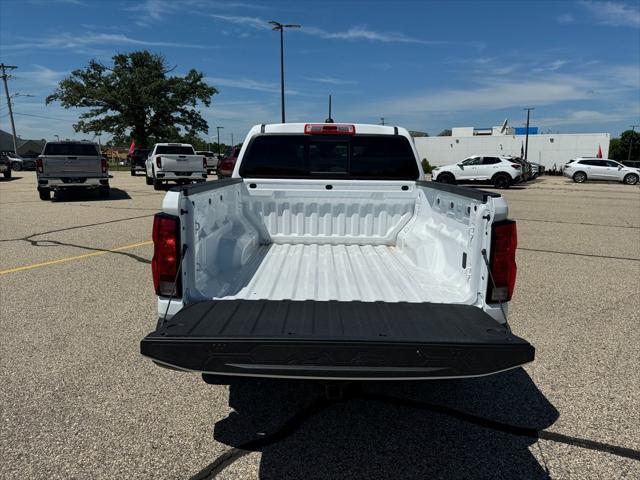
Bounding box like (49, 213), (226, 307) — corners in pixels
(145, 143), (207, 190)
(141, 123), (534, 381)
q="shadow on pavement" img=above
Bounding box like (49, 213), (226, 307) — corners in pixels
(53, 187), (131, 201)
(209, 368), (557, 479)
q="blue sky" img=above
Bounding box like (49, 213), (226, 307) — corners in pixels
(0, 0), (639, 144)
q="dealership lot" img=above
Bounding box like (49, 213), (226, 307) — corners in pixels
(0, 171), (639, 479)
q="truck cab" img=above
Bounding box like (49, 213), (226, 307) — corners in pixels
(141, 123), (533, 381)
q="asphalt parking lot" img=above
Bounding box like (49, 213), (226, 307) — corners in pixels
(1, 171), (639, 479)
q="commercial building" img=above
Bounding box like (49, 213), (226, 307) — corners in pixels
(0, 129), (46, 157)
(413, 125), (610, 170)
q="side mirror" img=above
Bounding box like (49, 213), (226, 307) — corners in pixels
(458, 164), (464, 169)
(618, 166), (622, 170)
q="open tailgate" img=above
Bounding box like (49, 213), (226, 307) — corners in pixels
(141, 300), (534, 380)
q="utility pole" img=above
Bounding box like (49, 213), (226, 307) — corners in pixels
(231, 133), (234, 148)
(269, 21), (301, 123)
(0, 64), (18, 154)
(629, 125), (639, 162)
(379, 117), (385, 125)
(216, 126), (224, 156)
(523, 107), (535, 161)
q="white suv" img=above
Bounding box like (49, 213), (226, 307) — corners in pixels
(432, 155), (522, 189)
(563, 158), (639, 185)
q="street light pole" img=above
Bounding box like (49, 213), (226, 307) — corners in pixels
(0, 64), (18, 154)
(629, 125), (639, 162)
(269, 21), (301, 123)
(216, 126), (224, 156)
(523, 107), (535, 161)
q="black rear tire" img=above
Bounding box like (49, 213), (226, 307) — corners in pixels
(145, 173), (152, 185)
(38, 188), (50, 200)
(3, 169), (11, 179)
(493, 174), (511, 189)
(153, 176), (162, 191)
(11, 162), (22, 171)
(436, 173), (456, 184)
(573, 171), (587, 183)
(130, 169), (136, 176)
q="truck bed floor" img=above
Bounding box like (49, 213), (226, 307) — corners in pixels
(216, 243), (467, 304)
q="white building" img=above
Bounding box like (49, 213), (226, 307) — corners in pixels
(413, 127), (610, 170)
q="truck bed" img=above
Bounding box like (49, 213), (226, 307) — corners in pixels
(216, 243), (463, 303)
(141, 300), (534, 379)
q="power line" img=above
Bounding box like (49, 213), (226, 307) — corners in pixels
(14, 112), (77, 122)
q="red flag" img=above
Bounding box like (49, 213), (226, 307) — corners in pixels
(128, 140), (136, 155)
(596, 145), (602, 158)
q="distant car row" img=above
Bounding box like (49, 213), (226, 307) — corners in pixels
(431, 154), (638, 188)
(431, 155), (543, 189)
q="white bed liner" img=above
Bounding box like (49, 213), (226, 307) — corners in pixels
(213, 243), (465, 303)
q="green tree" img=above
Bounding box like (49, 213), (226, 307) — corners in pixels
(46, 50), (217, 148)
(609, 129), (640, 161)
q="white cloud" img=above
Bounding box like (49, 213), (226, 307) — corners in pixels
(3, 32), (207, 51)
(300, 75), (358, 85)
(532, 59), (568, 73)
(130, 1), (264, 26)
(209, 14), (270, 30)
(555, 13), (576, 24)
(580, 1), (640, 27)
(537, 110), (628, 126)
(205, 76), (280, 93)
(16, 65), (69, 88)
(303, 25), (439, 44)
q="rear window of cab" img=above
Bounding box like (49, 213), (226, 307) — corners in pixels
(240, 134), (419, 180)
(44, 143), (99, 156)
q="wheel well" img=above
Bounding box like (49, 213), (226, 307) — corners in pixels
(624, 172), (638, 178)
(437, 171), (454, 180)
(573, 170), (587, 177)
(491, 171), (510, 180)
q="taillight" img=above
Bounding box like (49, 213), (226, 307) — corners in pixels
(203, 157), (207, 169)
(152, 213), (181, 297)
(101, 157), (108, 173)
(487, 220), (517, 303)
(304, 123), (356, 135)
(511, 164), (521, 169)
(36, 158), (43, 173)
(156, 156), (162, 168)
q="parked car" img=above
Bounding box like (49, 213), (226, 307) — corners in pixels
(432, 155), (522, 189)
(529, 162), (545, 177)
(36, 141), (110, 200)
(0, 152), (12, 179)
(563, 158), (639, 185)
(506, 156), (533, 181)
(141, 122), (534, 382)
(217, 146), (241, 177)
(128, 148), (150, 176)
(3, 152), (36, 171)
(144, 143), (207, 190)
(196, 150), (217, 174)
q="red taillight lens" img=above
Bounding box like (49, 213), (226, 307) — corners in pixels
(487, 220), (517, 303)
(156, 156), (162, 168)
(511, 164), (521, 169)
(152, 214), (181, 297)
(101, 157), (108, 173)
(203, 157), (207, 169)
(304, 123), (356, 135)
(36, 158), (43, 173)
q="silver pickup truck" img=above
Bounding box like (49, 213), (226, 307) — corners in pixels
(37, 141), (110, 200)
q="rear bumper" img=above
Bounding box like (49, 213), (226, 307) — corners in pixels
(38, 177), (109, 188)
(141, 300), (534, 380)
(156, 171), (207, 181)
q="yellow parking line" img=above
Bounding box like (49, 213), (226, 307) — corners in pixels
(0, 240), (153, 275)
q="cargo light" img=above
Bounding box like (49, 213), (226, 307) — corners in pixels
(487, 220), (517, 303)
(304, 124), (356, 135)
(152, 213), (181, 297)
